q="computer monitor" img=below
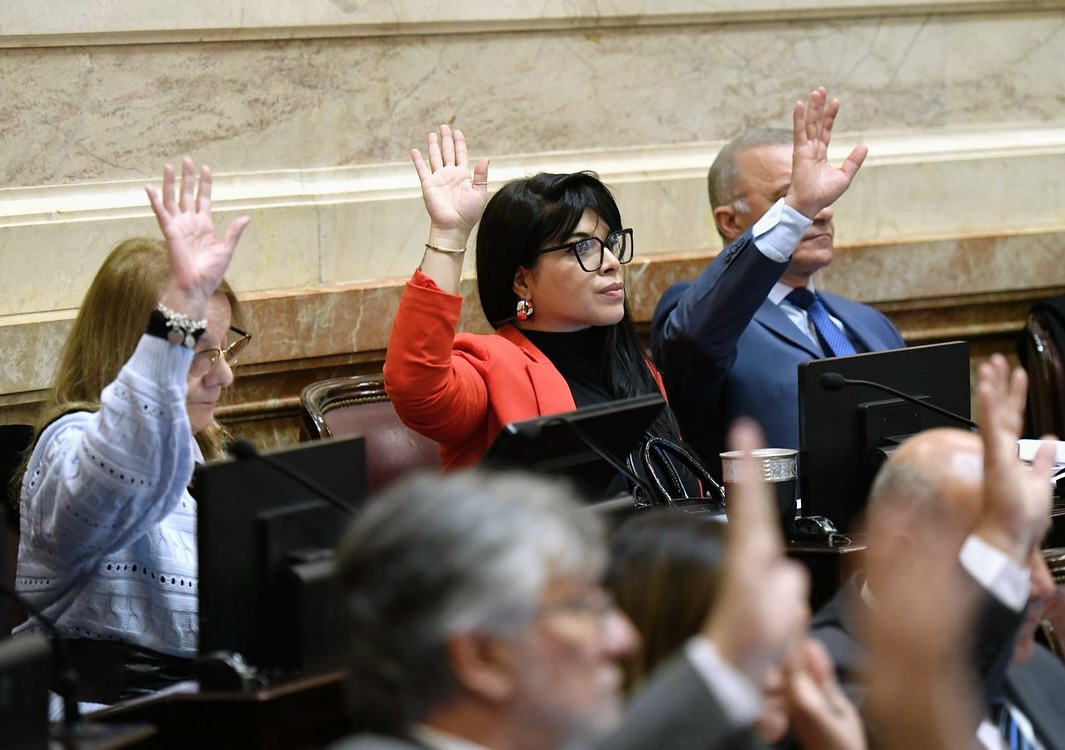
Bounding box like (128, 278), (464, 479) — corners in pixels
(480, 393), (666, 501)
(192, 436), (367, 683)
(798, 341), (971, 533)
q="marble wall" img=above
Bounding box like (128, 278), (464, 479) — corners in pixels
(2, 1), (1065, 444)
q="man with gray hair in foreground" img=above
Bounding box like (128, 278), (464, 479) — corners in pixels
(326, 421), (867, 750)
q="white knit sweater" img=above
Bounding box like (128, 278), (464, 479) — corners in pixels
(15, 335), (200, 657)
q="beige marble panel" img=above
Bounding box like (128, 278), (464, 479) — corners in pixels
(317, 195), (433, 283)
(3, 12), (1065, 188)
(836, 149), (1065, 245)
(0, 316), (71, 401)
(226, 205), (322, 293)
(823, 232), (1065, 301)
(0, 203), (320, 317)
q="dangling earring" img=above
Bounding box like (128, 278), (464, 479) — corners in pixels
(516, 297), (534, 322)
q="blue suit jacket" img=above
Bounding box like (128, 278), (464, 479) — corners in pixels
(650, 232), (905, 475)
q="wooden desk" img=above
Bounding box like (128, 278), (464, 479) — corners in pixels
(786, 533), (866, 611)
(89, 671), (350, 750)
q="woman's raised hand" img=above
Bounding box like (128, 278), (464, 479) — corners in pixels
(411, 125), (490, 248)
(146, 157), (250, 319)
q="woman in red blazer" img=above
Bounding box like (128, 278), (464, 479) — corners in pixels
(383, 125), (679, 479)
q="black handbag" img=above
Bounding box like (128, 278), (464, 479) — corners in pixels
(628, 436), (726, 514)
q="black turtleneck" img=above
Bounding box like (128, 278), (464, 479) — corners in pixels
(520, 327), (613, 408)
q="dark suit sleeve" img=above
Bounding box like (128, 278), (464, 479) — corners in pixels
(812, 571), (1025, 745)
(649, 232), (789, 455)
(597, 653), (761, 750)
(972, 587), (1026, 706)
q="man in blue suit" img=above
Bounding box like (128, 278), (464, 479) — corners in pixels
(651, 128), (905, 475)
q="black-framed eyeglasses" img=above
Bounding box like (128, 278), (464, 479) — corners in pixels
(534, 228), (634, 272)
(190, 326), (252, 377)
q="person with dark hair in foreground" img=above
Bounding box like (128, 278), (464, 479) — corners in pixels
(328, 422), (867, 750)
(606, 511), (863, 748)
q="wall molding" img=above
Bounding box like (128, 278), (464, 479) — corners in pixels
(4, 123), (1065, 318)
(6, 123), (1065, 226)
(4, 1), (1060, 48)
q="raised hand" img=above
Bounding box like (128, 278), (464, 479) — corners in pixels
(411, 124), (490, 250)
(974, 354), (1055, 564)
(702, 419), (810, 684)
(784, 638), (865, 750)
(146, 157), (250, 319)
(784, 87), (868, 220)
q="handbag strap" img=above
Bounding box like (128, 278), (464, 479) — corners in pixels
(640, 436), (725, 509)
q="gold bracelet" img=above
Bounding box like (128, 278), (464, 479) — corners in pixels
(425, 243), (467, 255)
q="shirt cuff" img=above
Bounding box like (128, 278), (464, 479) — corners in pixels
(959, 534), (1031, 612)
(684, 636), (762, 726)
(751, 198), (813, 263)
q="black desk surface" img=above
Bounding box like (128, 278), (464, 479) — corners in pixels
(87, 670), (350, 750)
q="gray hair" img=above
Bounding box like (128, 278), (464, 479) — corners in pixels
(867, 458), (944, 522)
(707, 128), (792, 218)
(865, 443), (976, 533)
(336, 468), (606, 733)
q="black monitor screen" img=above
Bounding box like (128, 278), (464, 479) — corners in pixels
(480, 393), (665, 501)
(798, 341), (971, 532)
(192, 436), (367, 680)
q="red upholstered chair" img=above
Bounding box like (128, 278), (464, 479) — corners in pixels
(1023, 309), (1065, 439)
(1038, 547), (1065, 660)
(299, 375), (441, 495)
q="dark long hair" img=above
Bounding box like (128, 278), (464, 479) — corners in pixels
(475, 171), (679, 439)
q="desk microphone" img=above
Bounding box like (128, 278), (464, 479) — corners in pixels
(818, 372), (978, 431)
(228, 439), (357, 516)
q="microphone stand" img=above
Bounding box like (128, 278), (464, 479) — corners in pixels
(819, 373), (978, 431)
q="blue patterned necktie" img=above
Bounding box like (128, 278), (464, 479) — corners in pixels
(993, 700), (1037, 750)
(785, 287), (858, 357)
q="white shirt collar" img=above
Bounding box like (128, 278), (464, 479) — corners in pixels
(411, 724), (493, 750)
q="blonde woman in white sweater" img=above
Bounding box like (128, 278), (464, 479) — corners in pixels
(13, 158), (250, 707)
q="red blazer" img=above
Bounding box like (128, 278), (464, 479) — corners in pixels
(383, 270), (666, 470)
